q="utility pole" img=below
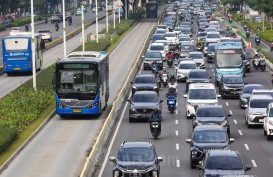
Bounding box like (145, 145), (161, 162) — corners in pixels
(31, 0), (36, 91)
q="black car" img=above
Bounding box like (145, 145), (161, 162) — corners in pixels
(186, 125), (234, 168)
(143, 51), (163, 70)
(186, 69), (211, 92)
(131, 74), (160, 95)
(206, 43), (217, 63)
(193, 105), (232, 136)
(50, 14), (63, 23)
(219, 75), (244, 99)
(127, 91), (163, 122)
(197, 149), (252, 177)
(242, 52), (251, 73)
(239, 84), (264, 109)
(109, 141), (163, 177)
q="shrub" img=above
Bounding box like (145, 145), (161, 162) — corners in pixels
(0, 24), (6, 31)
(129, 8), (145, 20)
(74, 38), (111, 51)
(0, 127), (17, 153)
(260, 30), (273, 43)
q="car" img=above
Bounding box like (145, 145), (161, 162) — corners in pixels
(186, 69), (211, 92)
(205, 31), (221, 43)
(155, 28), (167, 34)
(197, 149), (251, 177)
(179, 42), (195, 58)
(75, 8), (82, 16)
(206, 43), (217, 63)
(177, 60), (197, 82)
(184, 83), (219, 118)
(142, 51), (163, 70)
(239, 84), (264, 109)
(38, 30), (53, 42)
(181, 27), (192, 37)
(187, 51), (205, 68)
(263, 102), (273, 140)
(245, 94), (273, 128)
(219, 75), (244, 99)
(50, 14), (61, 23)
(164, 32), (178, 44)
(127, 91), (163, 122)
(178, 35), (193, 44)
(150, 34), (166, 43)
(148, 43), (166, 61)
(154, 40), (169, 52)
(218, 29), (226, 38)
(209, 20), (219, 27)
(203, 41), (218, 57)
(131, 74), (160, 95)
(193, 105), (232, 135)
(186, 125), (234, 168)
(10, 27), (21, 34)
(198, 22), (209, 31)
(109, 141), (163, 177)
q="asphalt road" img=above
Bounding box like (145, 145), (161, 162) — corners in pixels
(0, 9), (106, 65)
(0, 8), (164, 177)
(98, 15), (273, 177)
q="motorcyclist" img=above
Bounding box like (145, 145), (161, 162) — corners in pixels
(169, 73), (176, 84)
(68, 16), (72, 25)
(45, 17), (48, 24)
(257, 25), (261, 31)
(246, 28), (250, 38)
(270, 40), (273, 51)
(148, 109), (162, 122)
(25, 24), (29, 32)
(167, 51), (174, 59)
(166, 87), (177, 98)
(160, 66), (169, 82)
(244, 23), (247, 31)
(255, 33), (261, 40)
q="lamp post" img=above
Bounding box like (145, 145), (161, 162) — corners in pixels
(106, 0), (108, 33)
(31, 0), (36, 90)
(62, 0), (67, 56)
(81, 4), (85, 51)
(95, 0), (99, 43)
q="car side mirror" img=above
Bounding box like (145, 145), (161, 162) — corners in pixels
(196, 165), (204, 170)
(227, 113), (232, 117)
(183, 94), (187, 98)
(186, 139), (192, 144)
(245, 165), (252, 171)
(109, 156), (116, 163)
(229, 138), (235, 143)
(157, 156), (163, 162)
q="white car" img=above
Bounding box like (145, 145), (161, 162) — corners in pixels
(177, 60), (197, 82)
(154, 40), (169, 52)
(183, 83), (219, 118)
(148, 43), (167, 61)
(164, 32), (178, 44)
(10, 27), (22, 35)
(187, 51), (205, 68)
(38, 30), (53, 42)
(206, 31), (221, 43)
(263, 102), (273, 140)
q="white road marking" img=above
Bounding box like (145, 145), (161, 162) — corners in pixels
(238, 130), (243, 135)
(233, 119), (237, 124)
(175, 130), (178, 136)
(229, 110), (233, 115)
(213, 73), (215, 76)
(251, 160), (257, 167)
(176, 143), (179, 150)
(175, 120), (178, 125)
(244, 144), (249, 150)
(226, 102), (229, 106)
(211, 69), (214, 72)
(176, 160), (180, 167)
(175, 110), (178, 114)
(98, 99), (129, 177)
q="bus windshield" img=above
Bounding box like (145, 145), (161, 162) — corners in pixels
(216, 49), (243, 68)
(4, 38), (28, 51)
(57, 69), (98, 96)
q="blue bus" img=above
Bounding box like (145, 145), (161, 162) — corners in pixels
(215, 42), (244, 85)
(146, 2), (158, 18)
(2, 32), (43, 76)
(54, 51), (109, 117)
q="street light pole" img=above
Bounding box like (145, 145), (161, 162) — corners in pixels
(106, 0), (108, 33)
(81, 4), (85, 51)
(31, 0), (36, 90)
(118, 0), (120, 23)
(62, 0), (67, 56)
(95, 0), (99, 43)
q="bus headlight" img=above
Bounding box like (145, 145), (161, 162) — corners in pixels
(91, 102), (99, 108)
(56, 102), (64, 108)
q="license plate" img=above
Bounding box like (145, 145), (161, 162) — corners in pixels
(259, 119), (264, 123)
(73, 109), (81, 113)
(14, 68), (21, 70)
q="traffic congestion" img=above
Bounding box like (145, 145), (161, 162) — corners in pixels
(99, 0), (273, 177)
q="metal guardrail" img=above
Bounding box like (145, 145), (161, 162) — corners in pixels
(79, 10), (165, 177)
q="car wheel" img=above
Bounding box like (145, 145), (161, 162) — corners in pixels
(264, 128), (267, 135)
(129, 117), (134, 122)
(49, 38), (52, 42)
(267, 135), (272, 140)
(190, 156), (195, 169)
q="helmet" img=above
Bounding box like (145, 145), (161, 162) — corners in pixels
(170, 73), (175, 78)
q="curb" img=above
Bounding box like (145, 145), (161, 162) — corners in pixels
(0, 109), (56, 174)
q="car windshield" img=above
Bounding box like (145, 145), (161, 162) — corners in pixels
(189, 89), (216, 99)
(207, 33), (220, 38)
(194, 131), (227, 143)
(205, 156), (243, 170)
(243, 86), (264, 93)
(145, 52), (161, 58)
(117, 147), (155, 162)
(165, 33), (176, 37)
(152, 35), (165, 41)
(132, 94), (158, 102)
(38, 30), (50, 33)
(182, 28), (191, 32)
(250, 99), (273, 108)
(135, 77), (156, 84)
(197, 108), (225, 117)
(174, 28), (182, 31)
(198, 33), (207, 37)
(150, 45), (164, 50)
(224, 77), (243, 84)
(180, 45), (194, 51)
(208, 45), (216, 52)
(155, 30), (166, 34)
(179, 37), (191, 41)
(189, 71), (208, 79)
(179, 63), (196, 69)
(253, 91), (273, 97)
(188, 53), (203, 59)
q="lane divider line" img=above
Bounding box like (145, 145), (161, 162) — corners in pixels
(175, 130), (178, 136)
(233, 119), (237, 124)
(176, 143), (179, 150)
(175, 120), (178, 125)
(226, 102), (229, 106)
(244, 144), (249, 151)
(176, 160), (180, 168)
(238, 130), (243, 135)
(229, 110), (233, 115)
(251, 160), (257, 167)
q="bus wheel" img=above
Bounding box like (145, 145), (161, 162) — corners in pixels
(7, 73), (12, 76)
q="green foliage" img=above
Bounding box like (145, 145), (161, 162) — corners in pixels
(129, 8), (145, 20)
(74, 38), (111, 51)
(0, 127), (17, 154)
(8, 16), (41, 27)
(232, 14), (243, 22)
(0, 24), (6, 32)
(260, 30), (273, 42)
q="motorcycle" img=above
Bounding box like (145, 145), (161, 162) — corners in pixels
(253, 58), (260, 70)
(55, 25), (59, 32)
(229, 18), (232, 24)
(167, 95), (176, 114)
(174, 49), (180, 59)
(161, 73), (168, 87)
(150, 121), (161, 140)
(270, 42), (273, 51)
(196, 44), (204, 51)
(260, 58), (266, 71)
(257, 26), (261, 31)
(150, 63), (159, 76)
(167, 58), (173, 68)
(244, 25), (247, 31)
(255, 38), (260, 46)
(246, 30), (250, 38)
(45, 18), (48, 24)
